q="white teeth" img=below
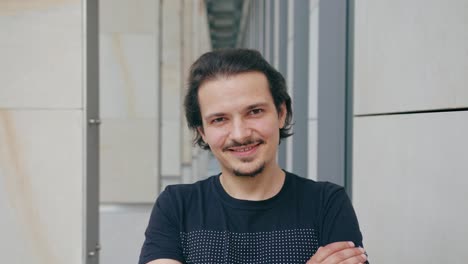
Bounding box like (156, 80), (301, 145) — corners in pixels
(234, 146), (254, 152)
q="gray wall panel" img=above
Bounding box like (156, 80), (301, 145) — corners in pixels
(354, 0), (468, 115)
(353, 111), (468, 263)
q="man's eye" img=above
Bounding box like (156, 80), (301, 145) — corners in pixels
(211, 117), (225, 124)
(250, 109), (263, 115)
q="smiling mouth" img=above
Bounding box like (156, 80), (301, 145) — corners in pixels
(230, 144), (257, 152)
(225, 142), (262, 156)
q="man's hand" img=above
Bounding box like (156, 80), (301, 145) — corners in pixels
(306, 241), (367, 264)
(147, 259), (182, 264)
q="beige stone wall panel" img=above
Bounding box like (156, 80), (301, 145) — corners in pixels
(0, 110), (83, 264)
(0, 1), (82, 109)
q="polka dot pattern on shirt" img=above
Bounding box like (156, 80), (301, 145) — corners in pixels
(180, 228), (318, 263)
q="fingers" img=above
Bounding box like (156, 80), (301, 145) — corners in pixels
(306, 241), (367, 264)
(332, 247), (366, 264)
(312, 241), (356, 263)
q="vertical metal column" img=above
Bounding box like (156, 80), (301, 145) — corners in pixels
(276, 0), (288, 168)
(317, 0), (351, 189)
(258, 0), (265, 53)
(85, 0), (100, 263)
(264, 0), (272, 62)
(157, 0), (163, 192)
(291, 0), (310, 178)
(345, 0), (355, 197)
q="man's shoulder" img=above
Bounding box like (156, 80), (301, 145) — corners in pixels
(286, 171), (345, 195)
(153, 175), (220, 219)
(163, 175), (217, 192)
(159, 175), (218, 201)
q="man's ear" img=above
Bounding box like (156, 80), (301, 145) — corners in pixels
(197, 126), (206, 142)
(278, 103), (287, 128)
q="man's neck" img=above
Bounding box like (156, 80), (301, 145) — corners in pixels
(219, 165), (286, 201)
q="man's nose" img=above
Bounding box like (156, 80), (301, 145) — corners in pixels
(230, 119), (252, 142)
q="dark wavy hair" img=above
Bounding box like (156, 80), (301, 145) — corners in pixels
(184, 48), (293, 150)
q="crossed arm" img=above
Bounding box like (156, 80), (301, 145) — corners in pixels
(306, 241), (368, 264)
(145, 241), (367, 264)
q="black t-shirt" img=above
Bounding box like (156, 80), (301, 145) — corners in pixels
(139, 171), (365, 264)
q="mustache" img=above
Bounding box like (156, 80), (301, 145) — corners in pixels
(222, 139), (264, 151)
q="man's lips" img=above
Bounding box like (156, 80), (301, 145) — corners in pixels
(228, 143), (260, 152)
(225, 142), (262, 156)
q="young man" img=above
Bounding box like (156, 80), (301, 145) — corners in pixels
(139, 49), (368, 264)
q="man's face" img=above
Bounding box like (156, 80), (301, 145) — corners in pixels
(197, 71), (286, 177)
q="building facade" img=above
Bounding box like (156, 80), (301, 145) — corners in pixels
(1, 0), (467, 263)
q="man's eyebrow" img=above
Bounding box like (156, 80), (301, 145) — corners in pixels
(205, 112), (225, 120)
(246, 103), (268, 110)
(204, 103), (269, 120)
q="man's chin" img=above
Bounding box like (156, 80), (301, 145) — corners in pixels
(232, 163), (265, 177)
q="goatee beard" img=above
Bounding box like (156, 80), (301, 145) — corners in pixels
(233, 162), (265, 177)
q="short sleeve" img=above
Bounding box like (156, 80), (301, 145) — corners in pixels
(139, 187), (184, 264)
(319, 184), (365, 248)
